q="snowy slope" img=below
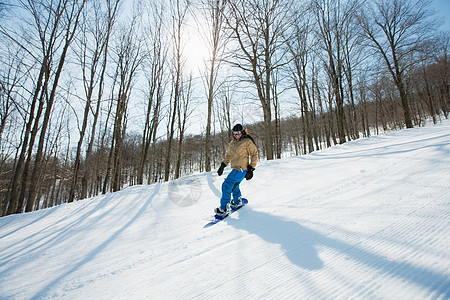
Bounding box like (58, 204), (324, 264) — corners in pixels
(1, 121), (449, 299)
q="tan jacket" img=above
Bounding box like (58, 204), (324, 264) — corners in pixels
(223, 137), (258, 171)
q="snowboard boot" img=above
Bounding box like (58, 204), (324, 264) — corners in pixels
(230, 198), (242, 210)
(214, 206), (229, 218)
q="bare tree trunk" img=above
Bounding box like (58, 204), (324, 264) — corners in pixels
(342, 17), (361, 140)
(312, 0), (356, 145)
(111, 94), (127, 192)
(272, 79), (282, 159)
(165, 0), (189, 182)
(288, 13), (315, 154)
(197, 0), (228, 172)
(103, 14), (144, 193)
(26, 0), (87, 212)
(76, 0), (120, 201)
(6, 63), (45, 215)
(175, 75), (192, 179)
(138, 4), (166, 185)
(438, 49), (449, 117)
(422, 65), (437, 124)
(102, 84), (117, 194)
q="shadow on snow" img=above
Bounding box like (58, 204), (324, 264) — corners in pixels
(27, 183), (161, 299)
(227, 208), (449, 298)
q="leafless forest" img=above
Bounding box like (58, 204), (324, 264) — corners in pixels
(0, 0), (448, 216)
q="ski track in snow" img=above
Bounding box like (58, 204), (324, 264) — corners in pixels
(0, 121), (449, 299)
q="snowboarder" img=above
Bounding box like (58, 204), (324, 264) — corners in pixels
(215, 124), (258, 217)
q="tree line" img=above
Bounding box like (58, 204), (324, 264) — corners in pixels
(0, 0), (448, 216)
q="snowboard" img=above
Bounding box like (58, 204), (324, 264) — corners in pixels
(204, 198), (248, 228)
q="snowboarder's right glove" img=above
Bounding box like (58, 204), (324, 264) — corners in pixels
(245, 165), (255, 180)
(217, 162), (226, 176)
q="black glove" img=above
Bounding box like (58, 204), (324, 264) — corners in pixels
(245, 165), (255, 180)
(217, 162), (226, 176)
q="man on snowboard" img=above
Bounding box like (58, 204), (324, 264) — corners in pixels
(215, 124), (258, 217)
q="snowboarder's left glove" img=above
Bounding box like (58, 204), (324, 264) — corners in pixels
(217, 162), (226, 176)
(245, 165), (255, 180)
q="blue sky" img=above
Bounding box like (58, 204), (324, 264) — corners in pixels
(432, 0), (450, 32)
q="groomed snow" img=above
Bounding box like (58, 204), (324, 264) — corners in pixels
(1, 120), (449, 299)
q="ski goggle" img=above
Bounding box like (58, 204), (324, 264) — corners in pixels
(233, 130), (242, 136)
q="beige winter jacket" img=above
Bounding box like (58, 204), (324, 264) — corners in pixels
(223, 137), (258, 171)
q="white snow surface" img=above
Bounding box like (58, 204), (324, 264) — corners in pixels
(1, 121), (450, 300)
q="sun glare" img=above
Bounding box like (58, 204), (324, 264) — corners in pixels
(183, 26), (210, 72)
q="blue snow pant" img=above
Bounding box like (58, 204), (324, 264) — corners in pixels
(220, 168), (247, 210)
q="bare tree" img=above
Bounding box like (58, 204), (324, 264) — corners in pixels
(0, 47), (27, 215)
(138, 1), (167, 185)
(287, 7), (315, 153)
(341, 4), (364, 140)
(218, 83), (233, 147)
(25, 0), (87, 212)
(357, 0), (436, 128)
(81, 0), (121, 199)
(103, 15), (145, 193)
(0, 3), (50, 214)
(175, 74), (193, 179)
(433, 33), (450, 118)
(0, 0), (87, 214)
(0, 48), (24, 155)
(69, 0), (121, 202)
(311, 0), (360, 144)
(164, 0), (189, 181)
(224, 0), (293, 160)
(194, 0), (228, 172)
(414, 40), (440, 124)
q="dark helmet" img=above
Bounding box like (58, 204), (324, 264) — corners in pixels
(232, 123), (243, 134)
(232, 123), (244, 140)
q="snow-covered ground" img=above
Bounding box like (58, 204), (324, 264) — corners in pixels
(1, 121), (449, 299)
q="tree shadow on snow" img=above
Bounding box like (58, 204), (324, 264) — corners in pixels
(28, 183), (161, 299)
(227, 208), (449, 298)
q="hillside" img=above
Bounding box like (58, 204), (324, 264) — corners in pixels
(0, 121), (449, 299)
